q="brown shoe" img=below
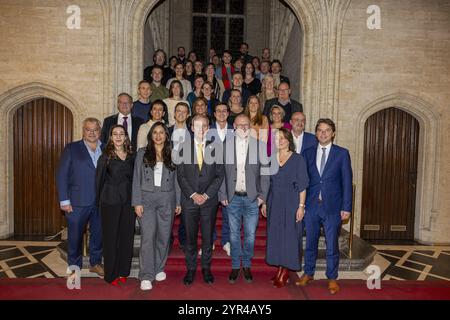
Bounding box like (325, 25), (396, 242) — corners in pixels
(328, 280), (340, 295)
(295, 273), (314, 287)
(89, 264), (104, 277)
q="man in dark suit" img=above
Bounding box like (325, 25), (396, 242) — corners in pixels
(176, 114), (225, 286)
(290, 112), (318, 155)
(101, 92), (144, 151)
(296, 118), (353, 295)
(263, 82), (302, 122)
(208, 103), (234, 256)
(56, 118), (105, 277)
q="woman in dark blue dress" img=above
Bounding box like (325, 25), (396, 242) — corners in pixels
(263, 127), (309, 288)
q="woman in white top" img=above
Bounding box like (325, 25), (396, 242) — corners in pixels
(163, 80), (189, 127)
(136, 100), (167, 150)
(166, 62), (193, 97)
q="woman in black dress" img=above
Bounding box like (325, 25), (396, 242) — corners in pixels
(262, 128), (309, 288)
(96, 124), (135, 286)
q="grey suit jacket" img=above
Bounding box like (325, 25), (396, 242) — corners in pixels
(132, 148), (181, 206)
(218, 136), (270, 203)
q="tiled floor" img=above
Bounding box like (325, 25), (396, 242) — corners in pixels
(1, 241), (449, 281)
(374, 245), (450, 281)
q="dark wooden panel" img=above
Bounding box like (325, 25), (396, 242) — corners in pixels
(14, 98), (73, 236)
(361, 107), (419, 240)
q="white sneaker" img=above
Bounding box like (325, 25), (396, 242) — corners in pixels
(223, 242), (231, 256)
(140, 280), (152, 291)
(198, 244), (215, 256)
(155, 272), (167, 281)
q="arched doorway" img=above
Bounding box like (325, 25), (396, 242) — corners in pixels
(360, 107), (419, 240)
(13, 98), (73, 236)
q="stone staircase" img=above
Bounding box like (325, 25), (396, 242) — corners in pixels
(58, 207), (376, 278)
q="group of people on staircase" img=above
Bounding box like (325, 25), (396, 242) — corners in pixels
(56, 45), (352, 295)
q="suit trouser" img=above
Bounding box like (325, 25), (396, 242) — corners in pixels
(178, 210), (220, 245)
(138, 189), (175, 281)
(303, 205), (342, 280)
(100, 203), (136, 283)
(65, 205), (102, 269)
(182, 202), (218, 271)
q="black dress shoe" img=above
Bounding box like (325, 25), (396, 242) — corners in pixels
(228, 269), (240, 284)
(202, 269), (214, 284)
(243, 267), (253, 283)
(183, 270), (195, 286)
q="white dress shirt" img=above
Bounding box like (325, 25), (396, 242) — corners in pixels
(293, 132), (304, 154)
(154, 162), (163, 187)
(216, 123), (228, 142)
(235, 136), (249, 192)
(118, 113), (132, 138)
(316, 143), (332, 174)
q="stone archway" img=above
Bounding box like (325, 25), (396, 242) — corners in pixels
(100, 0), (352, 132)
(0, 82), (82, 238)
(353, 92), (441, 244)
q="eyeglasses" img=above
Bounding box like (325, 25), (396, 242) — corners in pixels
(84, 128), (100, 133)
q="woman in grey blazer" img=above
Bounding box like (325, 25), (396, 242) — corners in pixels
(132, 122), (181, 291)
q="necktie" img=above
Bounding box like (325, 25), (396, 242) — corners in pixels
(197, 143), (203, 170)
(122, 116), (128, 133)
(319, 147), (327, 176)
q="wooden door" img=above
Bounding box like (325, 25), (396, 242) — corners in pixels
(14, 98), (73, 236)
(361, 107), (419, 240)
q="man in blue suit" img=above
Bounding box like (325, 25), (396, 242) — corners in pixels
(290, 112), (318, 155)
(56, 118), (104, 277)
(296, 118), (352, 294)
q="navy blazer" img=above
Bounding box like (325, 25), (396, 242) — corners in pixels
(300, 132), (318, 155)
(56, 140), (103, 207)
(303, 144), (353, 216)
(100, 114), (144, 151)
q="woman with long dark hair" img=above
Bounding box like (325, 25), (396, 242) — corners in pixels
(96, 124), (135, 286)
(132, 122), (181, 291)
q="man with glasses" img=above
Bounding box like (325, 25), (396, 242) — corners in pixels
(56, 118), (105, 278)
(219, 114), (269, 284)
(263, 82), (302, 122)
(101, 92), (144, 151)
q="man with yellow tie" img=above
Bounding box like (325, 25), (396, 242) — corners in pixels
(176, 114), (225, 286)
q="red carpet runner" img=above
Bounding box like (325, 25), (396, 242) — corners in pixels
(1, 209), (450, 300)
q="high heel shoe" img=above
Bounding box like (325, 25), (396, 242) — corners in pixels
(119, 277), (127, 284)
(111, 278), (120, 286)
(270, 267), (283, 283)
(273, 268), (290, 288)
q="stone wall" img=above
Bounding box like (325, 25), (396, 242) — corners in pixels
(338, 0), (450, 243)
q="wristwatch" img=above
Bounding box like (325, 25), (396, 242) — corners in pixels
(299, 203), (305, 208)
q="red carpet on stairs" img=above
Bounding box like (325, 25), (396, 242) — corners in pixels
(1, 277), (450, 300)
(2, 208), (450, 301)
(168, 207), (270, 271)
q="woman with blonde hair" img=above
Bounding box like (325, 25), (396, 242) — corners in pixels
(257, 74), (278, 110)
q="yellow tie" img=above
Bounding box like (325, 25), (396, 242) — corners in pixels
(197, 143), (203, 170)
